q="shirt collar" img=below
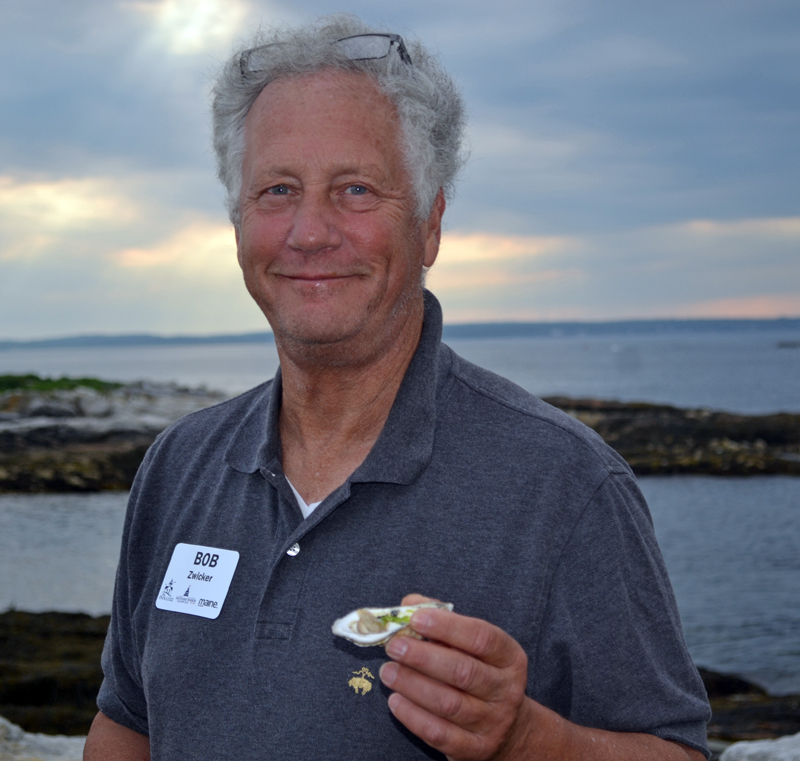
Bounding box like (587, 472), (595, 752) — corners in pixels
(224, 290), (446, 486)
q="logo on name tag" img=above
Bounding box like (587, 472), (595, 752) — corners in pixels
(159, 579), (175, 602)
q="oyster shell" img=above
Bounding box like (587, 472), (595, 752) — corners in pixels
(332, 602), (454, 647)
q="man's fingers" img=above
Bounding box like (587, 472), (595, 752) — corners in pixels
(409, 608), (527, 672)
(381, 610), (530, 761)
(384, 688), (490, 761)
(380, 659), (484, 728)
(386, 634), (502, 701)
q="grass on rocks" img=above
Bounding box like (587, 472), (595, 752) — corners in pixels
(0, 374), (123, 394)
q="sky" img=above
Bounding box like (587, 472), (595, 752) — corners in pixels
(0, 0), (798, 339)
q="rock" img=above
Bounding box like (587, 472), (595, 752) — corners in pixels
(707, 693), (800, 743)
(700, 668), (768, 699)
(0, 715), (84, 761)
(544, 397), (800, 476)
(3, 387), (800, 490)
(0, 612), (108, 736)
(721, 731), (800, 760)
(0, 382), (226, 493)
(698, 669), (800, 744)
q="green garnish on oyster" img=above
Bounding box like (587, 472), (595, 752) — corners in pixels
(332, 602), (454, 647)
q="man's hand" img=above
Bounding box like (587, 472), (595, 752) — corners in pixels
(379, 595), (706, 761)
(379, 594), (531, 761)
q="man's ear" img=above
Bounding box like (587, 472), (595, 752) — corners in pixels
(423, 190), (446, 268)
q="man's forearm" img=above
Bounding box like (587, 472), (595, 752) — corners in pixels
(83, 711), (150, 761)
(504, 698), (706, 761)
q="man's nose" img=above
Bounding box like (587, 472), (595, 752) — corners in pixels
(286, 190), (343, 255)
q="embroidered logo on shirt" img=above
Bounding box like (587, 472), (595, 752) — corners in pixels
(348, 667), (374, 695)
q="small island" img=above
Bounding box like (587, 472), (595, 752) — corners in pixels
(1, 374), (799, 492)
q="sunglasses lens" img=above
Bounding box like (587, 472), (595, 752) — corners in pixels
(335, 35), (393, 61)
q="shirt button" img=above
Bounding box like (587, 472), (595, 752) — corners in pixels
(286, 543), (300, 557)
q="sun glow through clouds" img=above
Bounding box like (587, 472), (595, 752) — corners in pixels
(132, 0), (249, 55)
(0, 176), (134, 232)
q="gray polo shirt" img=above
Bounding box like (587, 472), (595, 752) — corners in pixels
(98, 291), (710, 760)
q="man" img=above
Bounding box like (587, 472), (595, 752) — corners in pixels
(85, 15), (710, 761)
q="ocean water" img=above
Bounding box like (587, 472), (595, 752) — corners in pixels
(1, 477), (798, 694)
(449, 331), (800, 414)
(1, 330), (799, 694)
(1, 328), (798, 412)
(641, 476), (800, 696)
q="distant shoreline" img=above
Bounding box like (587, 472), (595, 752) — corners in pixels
(3, 316), (800, 350)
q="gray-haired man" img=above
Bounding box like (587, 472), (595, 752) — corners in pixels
(85, 15), (710, 761)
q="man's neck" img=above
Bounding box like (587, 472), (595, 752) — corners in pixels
(276, 303), (424, 505)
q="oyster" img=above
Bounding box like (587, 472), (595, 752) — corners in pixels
(332, 602), (454, 647)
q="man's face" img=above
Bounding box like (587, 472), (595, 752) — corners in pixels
(237, 69), (443, 362)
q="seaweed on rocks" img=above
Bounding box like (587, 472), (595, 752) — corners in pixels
(0, 374), (123, 394)
(2, 610), (799, 742)
(700, 668), (800, 744)
(0, 611), (109, 735)
(543, 397), (800, 476)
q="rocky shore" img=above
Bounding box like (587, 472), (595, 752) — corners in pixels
(1, 376), (799, 492)
(0, 611), (798, 759)
(546, 397), (800, 476)
(0, 379), (226, 492)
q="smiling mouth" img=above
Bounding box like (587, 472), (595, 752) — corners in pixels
(279, 273), (361, 282)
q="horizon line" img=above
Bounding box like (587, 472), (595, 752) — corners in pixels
(2, 315), (800, 349)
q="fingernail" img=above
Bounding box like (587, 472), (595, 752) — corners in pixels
(380, 661), (398, 687)
(387, 693), (402, 711)
(412, 611), (433, 633)
(386, 636), (408, 659)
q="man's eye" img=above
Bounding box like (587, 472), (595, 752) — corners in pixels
(266, 184), (290, 195)
(345, 185), (369, 196)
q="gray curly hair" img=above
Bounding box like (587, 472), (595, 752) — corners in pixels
(211, 15), (467, 228)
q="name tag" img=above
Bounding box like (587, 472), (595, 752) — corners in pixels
(155, 543), (239, 620)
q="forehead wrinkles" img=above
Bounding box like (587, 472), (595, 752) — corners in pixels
(243, 70), (406, 182)
(249, 69), (396, 125)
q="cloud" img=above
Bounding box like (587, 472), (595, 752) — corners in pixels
(113, 218), (238, 277)
(680, 217), (800, 239)
(1, 1), (798, 335)
(0, 176), (136, 232)
(468, 123), (585, 164)
(437, 231), (572, 263)
(670, 295), (800, 319)
(0, 175), (138, 260)
(129, 0), (250, 56)
(0, 212), (264, 338)
(429, 231), (583, 319)
(537, 34), (689, 80)
(430, 217), (800, 322)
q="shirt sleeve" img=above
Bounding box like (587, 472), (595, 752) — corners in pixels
(530, 470), (711, 758)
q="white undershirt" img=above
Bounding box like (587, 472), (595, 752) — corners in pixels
(286, 477), (323, 518)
